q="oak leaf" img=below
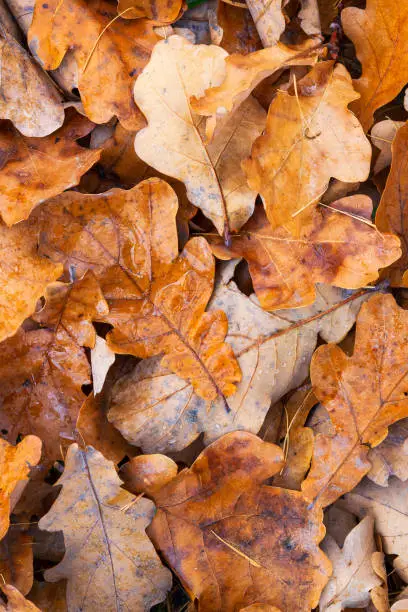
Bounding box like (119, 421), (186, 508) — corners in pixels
(302, 293), (408, 508)
(342, 0), (408, 131)
(118, 0), (184, 23)
(319, 516), (382, 611)
(215, 1), (261, 55)
(0, 436), (42, 541)
(26, 581), (67, 612)
(242, 61), (371, 230)
(371, 119), (404, 175)
(0, 273), (108, 461)
(108, 264), (371, 454)
(341, 476), (408, 583)
(0, 531), (33, 595)
(90, 336), (115, 395)
(0, 222), (62, 343)
(28, 0), (159, 130)
(0, 111), (100, 226)
(245, 0), (285, 47)
(134, 35), (266, 237)
(209, 196), (400, 310)
(146, 431), (331, 611)
(38, 444), (172, 611)
(367, 418), (408, 487)
(0, 585), (40, 612)
(376, 122), (408, 286)
(120, 454), (178, 496)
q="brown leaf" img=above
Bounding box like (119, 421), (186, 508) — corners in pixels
(146, 431), (331, 611)
(215, 2), (261, 55)
(319, 516), (382, 611)
(134, 36), (266, 237)
(341, 476), (408, 583)
(108, 264), (371, 454)
(209, 196), (400, 310)
(0, 585), (40, 612)
(34, 178), (241, 404)
(342, 0), (408, 131)
(245, 0), (285, 47)
(0, 273), (108, 461)
(28, 0), (159, 130)
(120, 454), (178, 496)
(0, 222), (62, 343)
(370, 552), (389, 612)
(118, 0), (184, 22)
(0, 436), (42, 541)
(27, 581), (67, 612)
(376, 122), (408, 286)
(38, 444), (172, 610)
(302, 293), (408, 508)
(367, 418), (408, 487)
(0, 531), (33, 595)
(0, 111), (100, 226)
(242, 62), (371, 230)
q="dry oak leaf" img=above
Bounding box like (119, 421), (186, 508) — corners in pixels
(301, 293), (408, 509)
(134, 35), (266, 237)
(27, 581), (67, 612)
(118, 0), (184, 22)
(0, 585), (40, 612)
(91, 336), (115, 395)
(191, 39), (318, 139)
(0, 273), (108, 461)
(28, 0), (159, 130)
(0, 12), (63, 137)
(34, 178), (241, 403)
(215, 1), (262, 55)
(245, 0), (285, 47)
(209, 196), (400, 310)
(342, 0), (408, 131)
(367, 418), (408, 487)
(376, 122), (408, 286)
(0, 436), (42, 541)
(242, 61), (371, 230)
(108, 262), (371, 454)
(341, 476), (408, 583)
(146, 431), (331, 612)
(0, 222), (62, 343)
(38, 444), (172, 611)
(319, 516), (382, 611)
(0, 111), (100, 226)
(0, 531), (33, 595)
(371, 120), (404, 175)
(120, 454), (178, 496)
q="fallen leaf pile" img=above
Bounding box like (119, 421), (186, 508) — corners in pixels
(1, 0), (408, 610)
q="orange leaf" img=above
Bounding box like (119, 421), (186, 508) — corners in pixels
(0, 531), (33, 595)
(117, 0), (184, 23)
(146, 431), (331, 611)
(0, 585), (40, 612)
(302, 293), (408, 508)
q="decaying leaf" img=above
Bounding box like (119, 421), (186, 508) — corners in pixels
(108, 261), (372, 454)
(367, 418), (408, 487)
(28, 0), (159, 129)
(242, 62), (371, 230)
(319, 516), (382, 611)
(376, 122), (408, 286)
(342, 0), (408, 131)
(0, 222), (62, 343)
(210, 197), (400, 310)
(0, 436), (42, 541)
(245, 0), (285, 47)
(0, 531), (33, 595)
(302, 293), (408, 508)
(34, 178), (241, 403)
(134, 35), (266, 237)
(0, 585), (40, 611)
(0, 111), (100, 226)
(117, 0), (184, 22)
(0, 273), (108, 460)
(341, 476), (408, 583)
(146, 431), (331, 611)
(39, 444), (172, 610)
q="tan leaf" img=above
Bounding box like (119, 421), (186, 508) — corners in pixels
(146, 431), (331, 611)
(91, 336), (115, 395)
(28, 0), (159, 129)
(0, 273), (108, 461)
(341, 477), (408, 583)
(34, 178), (241, 404)
(319, 516), (382, 611)
(120, 454), (178, 496)
(209, 197), (400, 310)
(108, 263), (372, 454)
(370, 552), (389, 612)
(368, 419), (408, 487)
(0, 110), (100, 226)
(0, 585), (40, 611)
(0, 436), (42, 541)
(38, 444), (172, 610)
(118, 0), (184, 22)
(0, 222), (62, 343)
(302, 293), (408, 508)
(134, 35), (266, 237)
(376, 122), (408, 286)
(371, 120), (404, 175)
(299, 0), (321, 36)
(342, 0), (408, 131)
(242, 61), (371, 230)
(0, 531), (33, 595)
(245, 0), (285, 47)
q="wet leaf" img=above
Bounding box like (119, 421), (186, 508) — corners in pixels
(302, 293), (408, 508)
(39, 444), (172, 610)
(146, 431), (331, 611)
